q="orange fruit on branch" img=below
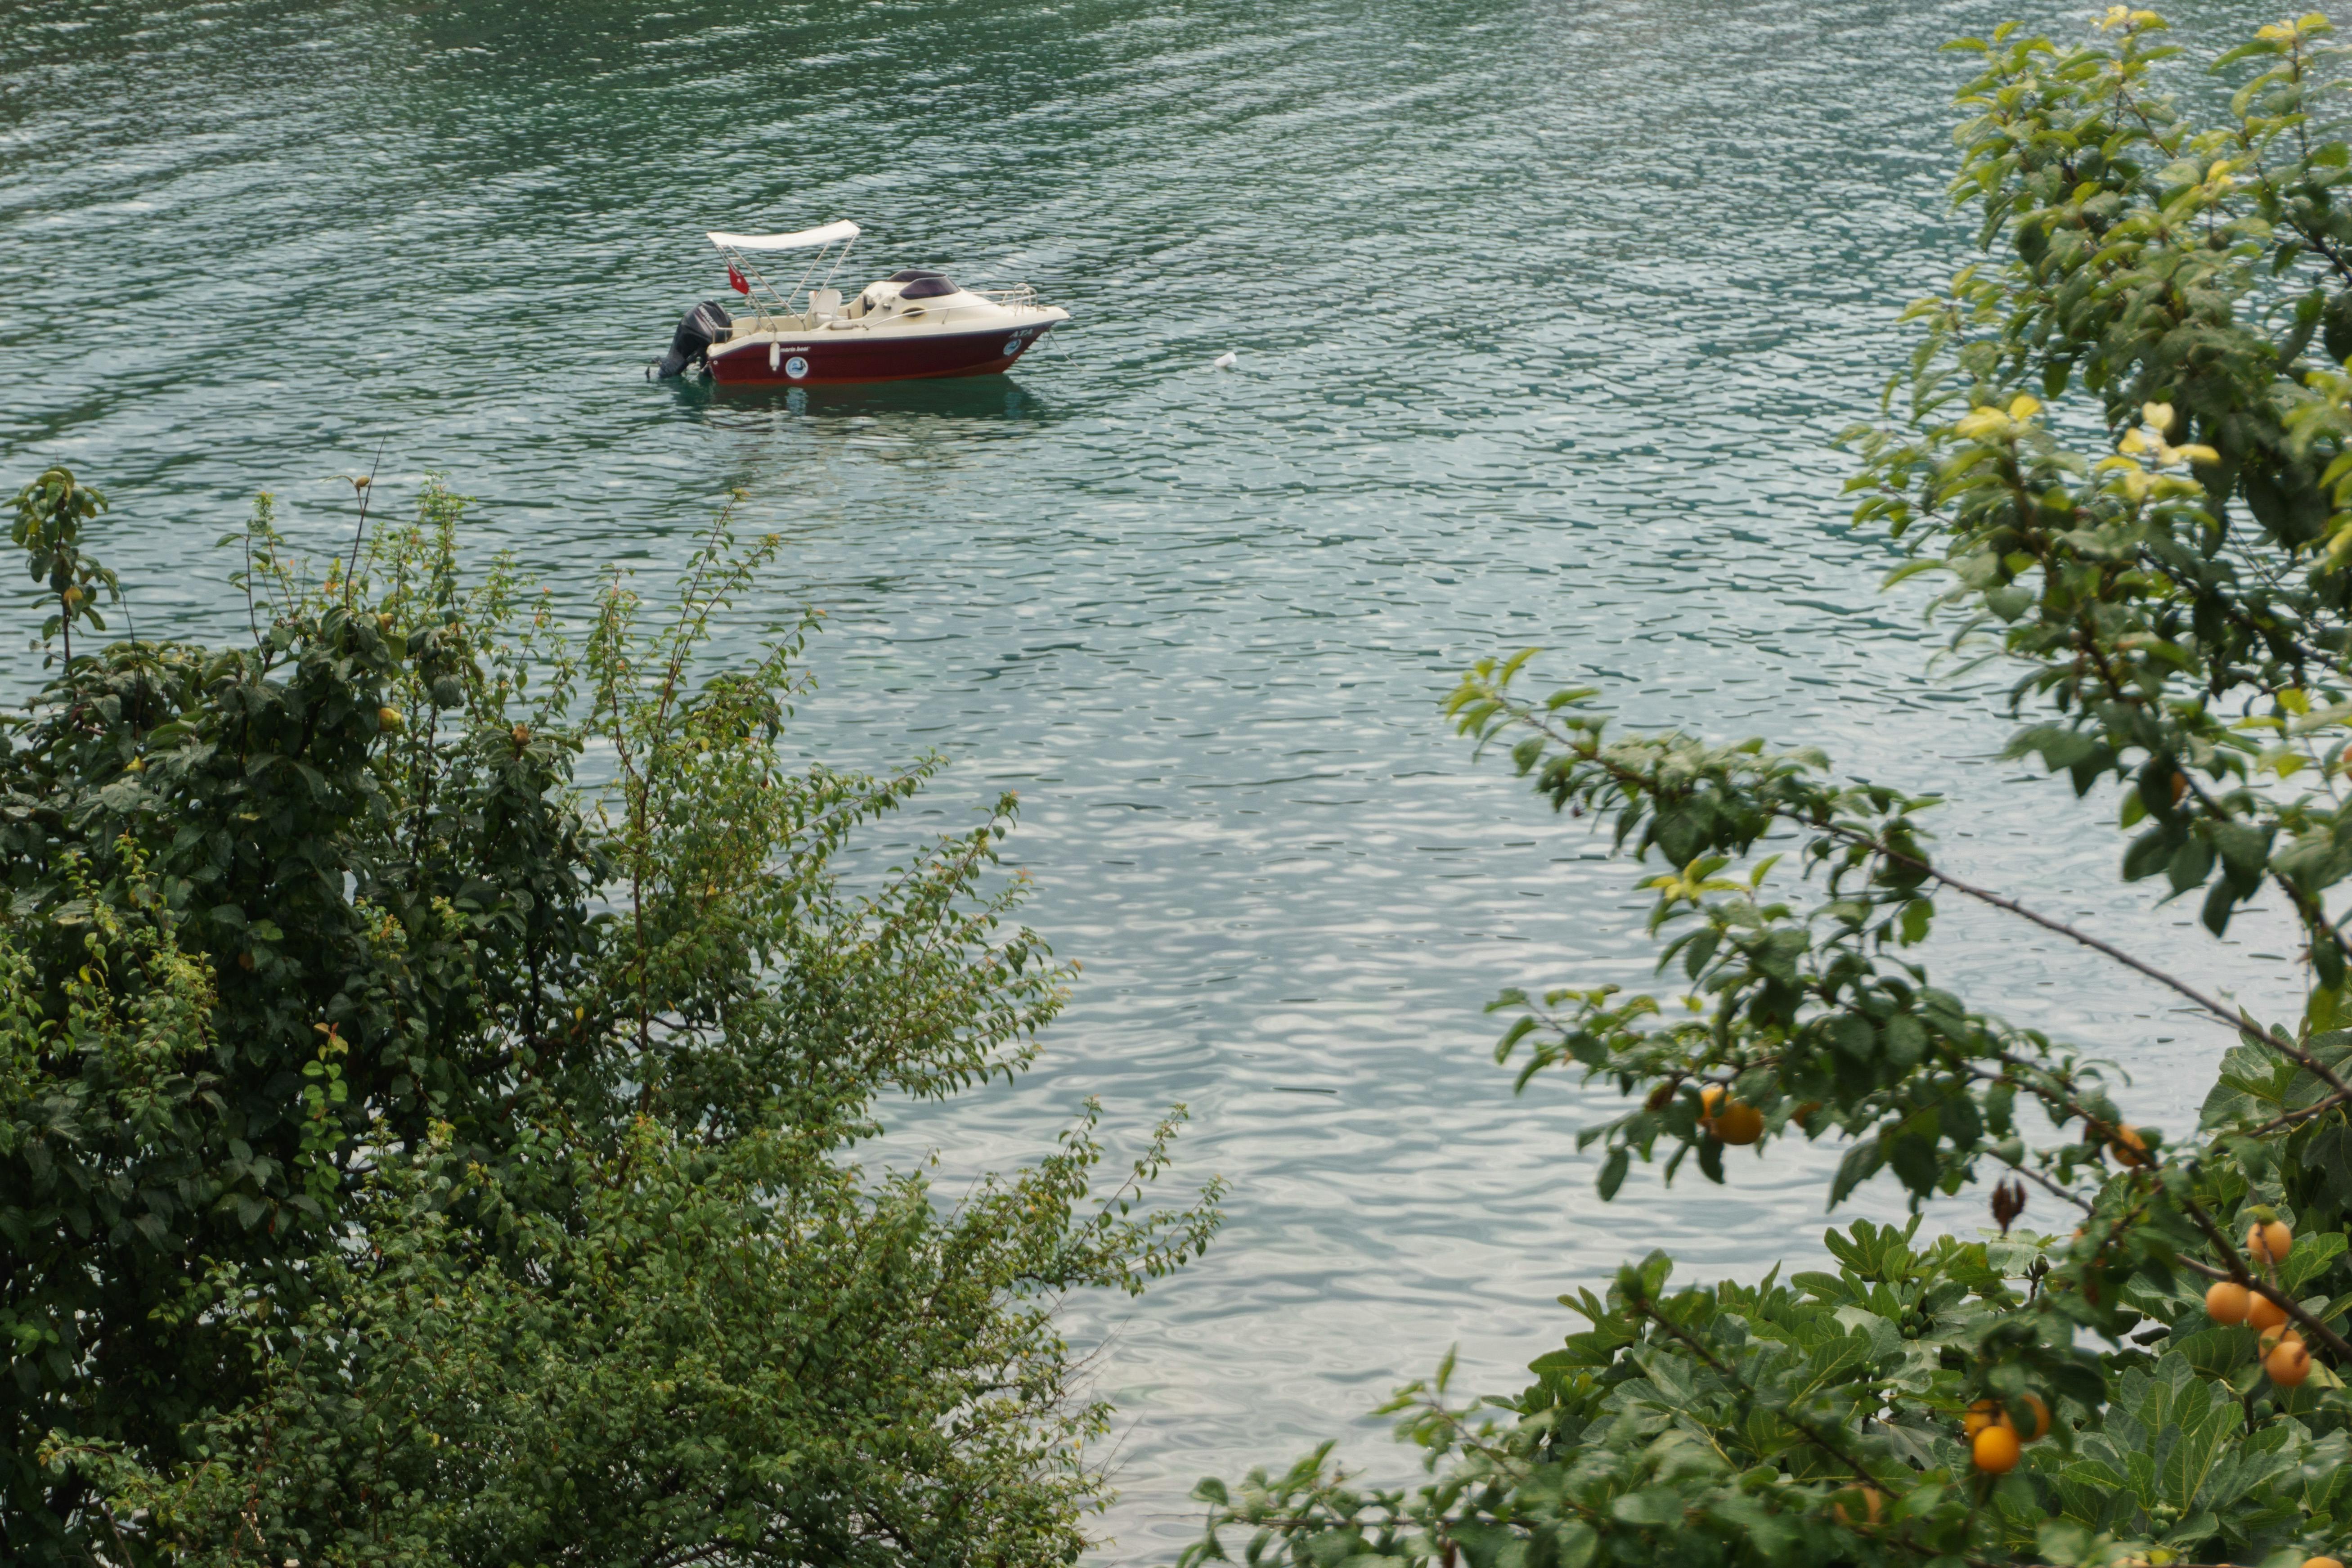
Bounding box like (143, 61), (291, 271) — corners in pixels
(1971, 1423), (2022, 1474)
(1697, 1084), (1725, 1128)
(1832, 1487), (1883, 1529)
(2267, 1335), (2314, 1388)
(1967, 1394), (2048, 1442)
(2301, 1557), (2343, 1568)
(2249, 1220), (2293, 1265)
(2249, 1293), (2289, 1333)
(2108, 1126), (2151, 1167)
(1712, 1102), (1765, 1146)
(2206, 1281), (2251, 1325)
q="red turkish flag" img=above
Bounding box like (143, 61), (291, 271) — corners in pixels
(727, 264), (750, 294)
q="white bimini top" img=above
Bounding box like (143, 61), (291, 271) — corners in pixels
(706, 221), (860, 252)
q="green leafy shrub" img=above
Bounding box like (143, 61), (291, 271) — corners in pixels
(0, 477), (1221, 1566)
(1188, 11), (2352, 1568)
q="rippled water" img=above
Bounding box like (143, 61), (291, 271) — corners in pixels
(0, 0), (2316, 1555)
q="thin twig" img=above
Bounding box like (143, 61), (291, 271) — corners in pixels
(1488, 699), (2249, 1042)
(344, 438), (385, 610)
(1825, 822), (2242, 1030)
(2237, 1090), (2352, 1141)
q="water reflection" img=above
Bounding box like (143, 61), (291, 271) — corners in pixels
(698, 374), (1055, 424)
(670, 373), (1062, 494)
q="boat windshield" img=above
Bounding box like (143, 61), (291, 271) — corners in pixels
(898, 275), (960, 299)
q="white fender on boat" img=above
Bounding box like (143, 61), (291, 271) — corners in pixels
(770, 341), (781, 372)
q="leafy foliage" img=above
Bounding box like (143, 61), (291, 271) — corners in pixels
(54, 1105), (1207, 1568)
(0, 479), (1220, 1566)
(10, 467), (122, 661)
(1189, 11), (2352, 1568)
(1192, 1226), (2352, 1568)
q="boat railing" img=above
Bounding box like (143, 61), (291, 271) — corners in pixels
(727, 287), (1045, 338)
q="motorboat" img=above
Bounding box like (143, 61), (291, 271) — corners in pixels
(651, 221), (1069, 385)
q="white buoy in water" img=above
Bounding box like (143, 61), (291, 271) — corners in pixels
(1212, 351), (1238, 370)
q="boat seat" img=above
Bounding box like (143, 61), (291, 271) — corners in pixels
(810, 288), (842, 322)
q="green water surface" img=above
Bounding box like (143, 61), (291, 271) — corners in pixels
(0, 0), (2305, 1553)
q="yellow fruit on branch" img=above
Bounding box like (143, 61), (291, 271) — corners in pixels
(1967, 1394), (2049, 1443)
(1712, 1102), (1765, 1146)
(2206, 1281), (2251, 1325)
(2109, 1126), (2151, 1167)
(2302, 1556), (2343, 1568)
(1972, 1422), (2021, 1474)
(1832, 1487), (1883, 1529)
(378, 706), (404, 732)
(2249, 1293), (2289, 1334)
(2267, 1335), (2313, 1388)
(1697, 1084), (1725, 1127)
(2249, 1219), (2294, 1265)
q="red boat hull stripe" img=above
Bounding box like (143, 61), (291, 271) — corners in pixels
(706, 324), (1057, 385)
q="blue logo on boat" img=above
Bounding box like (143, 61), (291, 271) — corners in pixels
(784, 355), (809, 379)
(1003, 338), (1021, 356)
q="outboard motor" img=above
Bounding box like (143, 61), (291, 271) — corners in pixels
(651, 299), (733, 378)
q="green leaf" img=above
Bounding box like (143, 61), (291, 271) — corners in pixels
(1597, 1147), (1630, 1202)
(1610, 1487), (1686, 1527)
